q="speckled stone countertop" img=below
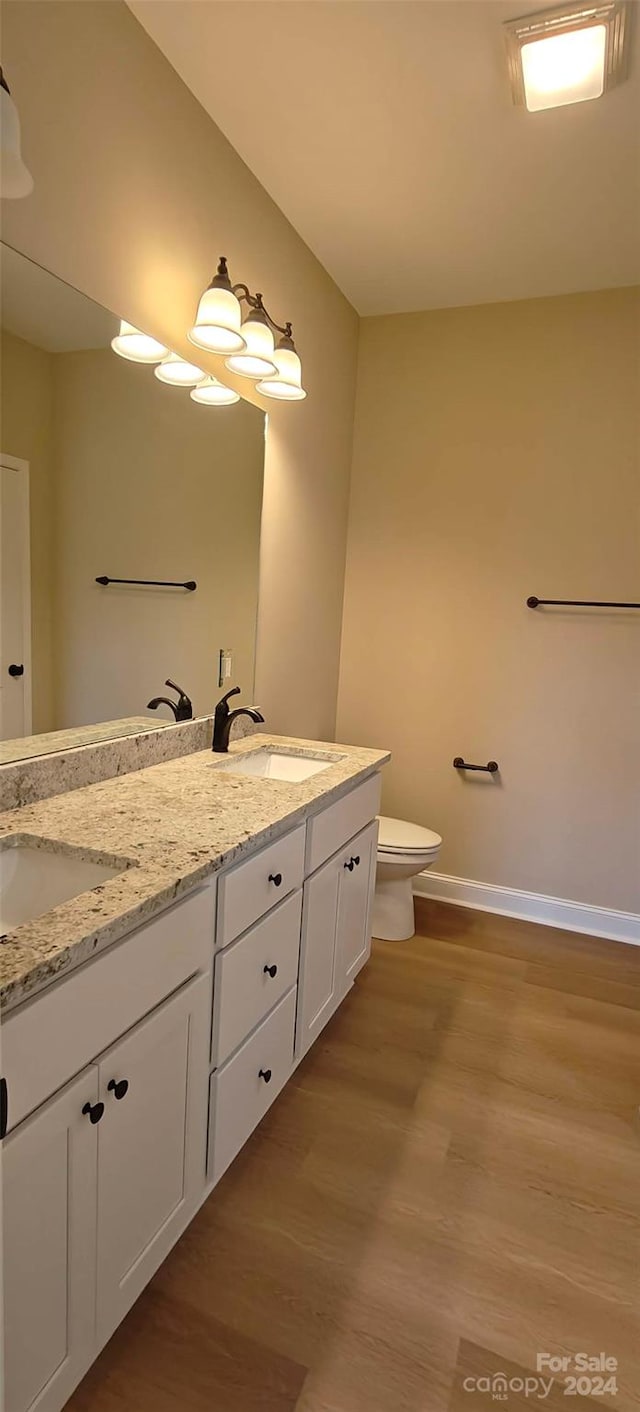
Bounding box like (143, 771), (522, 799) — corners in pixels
(0, 735), (389, 1015)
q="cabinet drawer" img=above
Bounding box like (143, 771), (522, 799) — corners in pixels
(212, 890), (302, 1067)
(216, 825), (305, 947)
(305, 774), (381, 875)
(208, 985), (296, 1184)
(2, 883), (215, 1131)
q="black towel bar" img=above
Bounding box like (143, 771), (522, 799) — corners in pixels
(96, 576), (197, 591)
(453, 757), (499, 774)
(527, 596), (640, 609)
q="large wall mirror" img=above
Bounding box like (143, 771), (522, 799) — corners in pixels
(0, 244), (265, 764)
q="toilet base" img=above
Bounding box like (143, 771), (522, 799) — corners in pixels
(371, 876), (416, 942)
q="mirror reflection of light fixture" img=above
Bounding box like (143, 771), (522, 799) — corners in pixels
(111, 320), (169, 364)
(504, 1), (630, 112)
(190, 376), (240, 406)
(0, 68), (33, 199)
(154, 352), (205, 386)
(225, 302), (277, 379)
(256, 334), (307, 401)
(188, 256), (246, 355)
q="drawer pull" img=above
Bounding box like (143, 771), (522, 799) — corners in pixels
(107, 1078), (129, 1101)
(82, 1100), (105, 1125)
(258, 1068), (272, 1084)
(264, 963), (278, 978)
(268, 872), (283, 887)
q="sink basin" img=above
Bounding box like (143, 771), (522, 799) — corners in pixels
(0, 842), (125, 933)
(210, 749), (343, 782)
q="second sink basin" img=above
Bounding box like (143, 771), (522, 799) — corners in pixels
(0, 841), (126, 933)
(210, 749), (344, 782)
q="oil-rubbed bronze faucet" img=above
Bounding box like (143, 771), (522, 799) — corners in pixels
(212, 687), (264, 752)
(147, 679), (193, 722)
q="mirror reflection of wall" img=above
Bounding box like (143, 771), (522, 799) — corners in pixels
(0, 244), (265, 762)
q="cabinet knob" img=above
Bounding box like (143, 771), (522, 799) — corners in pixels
(344, 859), (355, 872)
(258, 1068), (272, 1084)
(107, 1078), (129, 1101)
(353, 855), (361, 867)
(82, 1100), (105, 1125)
(268, 872), (282, 887)
(8, 664), (24, 678)
(264, 963), (278, 978)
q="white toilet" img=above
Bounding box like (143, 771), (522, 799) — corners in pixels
(372, 816), (443, 941)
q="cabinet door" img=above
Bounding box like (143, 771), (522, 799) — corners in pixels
(3, 1066), (98, 1412)
(336, 820), (378, 993)
(296, 853), (341, 1060)
(95, 972), (210, 1346)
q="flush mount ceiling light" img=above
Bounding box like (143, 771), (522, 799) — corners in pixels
(191, 256), (307, 399)
(111, 320), (169, 364)
(154, 352), (205, 386)
(0, 67), (33, 198)
(190, 376), (240, 406)
(504, 1), (630, 111)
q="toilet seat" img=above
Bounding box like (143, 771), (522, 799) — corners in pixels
(377, 816), (442, 854)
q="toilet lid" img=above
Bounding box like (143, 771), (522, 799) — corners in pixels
(377, 816), (442, 853)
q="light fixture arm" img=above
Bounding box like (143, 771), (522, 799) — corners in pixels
(232, 282), (294, 341)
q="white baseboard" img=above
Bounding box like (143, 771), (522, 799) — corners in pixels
(413, 871), (640, 946)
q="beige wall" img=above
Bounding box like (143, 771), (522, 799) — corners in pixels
(337, 289), (640, 913)
(2, 0), (359, 740)
(0, 330), (55, 733)
(51, 348), (264, 729)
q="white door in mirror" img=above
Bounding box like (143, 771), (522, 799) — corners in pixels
(0, 457), (31, 743)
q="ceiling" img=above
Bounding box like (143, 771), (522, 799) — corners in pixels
(127, 0), (640, 316)
(1, 244), (116, 352)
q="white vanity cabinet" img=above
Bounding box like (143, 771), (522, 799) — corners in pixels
(1, 764), (384, 1412)
(95, 972), (210, 1344)
(3, 1066), (99, 1412)
(296, 819), (378, 1059)
(2, 888), (214, 1412)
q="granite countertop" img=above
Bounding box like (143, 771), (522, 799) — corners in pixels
(0, 734), (389, 1015)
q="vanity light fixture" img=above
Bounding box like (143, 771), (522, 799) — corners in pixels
(504, 1), (630, 111)
(191, 256), (307, 399)
(154, 352), (205, 387)
(110, 319), (169, 364)
(190, 376), (240, 406)
(0, 67), (33, 199)
(188, 256), (246, 354)
(256, 332), (307, 401)
(225, 302), (277, 379)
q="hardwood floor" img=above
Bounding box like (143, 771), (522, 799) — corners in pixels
(66, 901), (640, 1411)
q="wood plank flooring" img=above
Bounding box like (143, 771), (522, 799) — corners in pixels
(66, 901), (640, 1411)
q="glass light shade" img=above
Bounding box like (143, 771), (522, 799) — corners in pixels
(521, 24), (606, 111)
(154, 352), (205, 386)
(256, 347), (306, 401)
(188, 286), (246, 354)
(111, 320), (169, 364)
(0, 85), (33, 199)
(190, 377), (240, 406)
(225, 315), (277, 379)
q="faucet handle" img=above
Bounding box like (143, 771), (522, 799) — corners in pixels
(165, 679), (191, 706)
(218, 686), (241, 708)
